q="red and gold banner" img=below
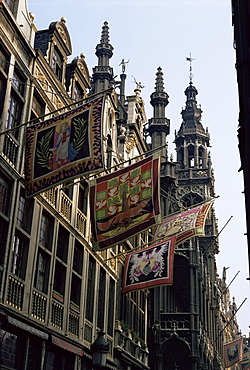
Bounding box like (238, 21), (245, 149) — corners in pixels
(122, 237), (176, 294)
(25, 96), (104, 197)
(89, 152), (161, 250)
(224, 338), (243, 368)
(155, 202), (212, 245)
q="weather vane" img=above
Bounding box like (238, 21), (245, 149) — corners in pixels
(186, 53), (195, 83)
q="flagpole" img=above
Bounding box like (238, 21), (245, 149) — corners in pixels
(60, 144), (168, 191)
(159, 195), (219, 221)
(104, 196), (218, 262)
(217, 215), (233, 238)
(0, 87), (114, 137)
(226, 270), (240, 291)
(214, 297), (247, 344)
(202, 215), (234, 256)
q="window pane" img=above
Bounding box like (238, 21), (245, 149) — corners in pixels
(35, 250), (50, 293)
(16, 190), (33, 232)
(0, 218), (8, 266)
(39, 213), (53, 250)
(52, 48), (63, 80)
(12, 71), (24, 95)
(0, 174), (11, 216)
(11, 235), (28, 279)
(0, 329), (20, 369)
(85, 257), (95, 322)
(70, 273), (81, 306)
(97, 267), (106, 329)
(6, 94), (22, 138)
(53, 261), (66, 297)
(73, 241), (83, 274)
(56, 225), (69, 262)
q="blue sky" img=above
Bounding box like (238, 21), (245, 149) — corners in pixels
(28, 0), (250, 335)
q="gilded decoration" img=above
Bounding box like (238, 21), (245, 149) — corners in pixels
(125, 133), (138, 153)
(35, 67), (48, 90)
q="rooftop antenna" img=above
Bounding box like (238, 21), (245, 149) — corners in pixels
(186, 53), (195, 84)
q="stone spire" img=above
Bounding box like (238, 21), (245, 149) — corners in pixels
(150, 67), (169, 119)
(92, 21), (114, 93)
(148, 67), (170, 156)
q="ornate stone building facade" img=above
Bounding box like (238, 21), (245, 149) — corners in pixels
(0, 0), (242, 369)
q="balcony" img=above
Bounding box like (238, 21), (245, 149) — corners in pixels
(31, 290), (47, 322)
(60, 192), (72, 222)
(114, 323), (149, 368)
(6, 275), (24, 310)
(76, 208), (87, 236)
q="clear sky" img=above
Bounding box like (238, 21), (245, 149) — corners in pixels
(28, 0), (250, 336)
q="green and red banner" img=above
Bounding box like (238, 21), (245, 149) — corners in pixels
(155, 202), (212, 245)
(25, 96), (104, 197)
(122, 236), (176, 294)
(89, 152), (161, 250)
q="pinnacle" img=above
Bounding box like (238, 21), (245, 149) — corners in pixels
(155, 67), (165, 92)
(100, 21), (110, 44)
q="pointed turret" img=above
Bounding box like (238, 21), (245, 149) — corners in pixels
(180, 83), (202, 128)
(175, 81), (210, 171)
(148, 67), (170, 156)
(174, 77), (215, 207)
(92, 21), (114, 93)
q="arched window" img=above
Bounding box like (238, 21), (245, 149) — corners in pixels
(178, 147), (184, 168)
(198, 146), (204, 168)
(187, 145), (194, 168)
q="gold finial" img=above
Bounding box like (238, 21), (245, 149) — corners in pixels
(60, 17), (67, 23)
(29, 12), (35, 21)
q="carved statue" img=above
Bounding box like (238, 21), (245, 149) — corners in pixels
(119, 58), (130, 73)
(132, 76), (145, 90)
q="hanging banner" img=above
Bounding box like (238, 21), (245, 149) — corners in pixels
(89, 152), (161, 250)
(224, 338), (243, 368)
(155, 202), (212, 245)
(122, 236), (176, 294)
(241, 360), (250, 370)
(25, 96), (104, 197)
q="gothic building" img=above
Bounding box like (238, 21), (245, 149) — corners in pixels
(146, 75), (226, 369)
(0, 0), (241, 369)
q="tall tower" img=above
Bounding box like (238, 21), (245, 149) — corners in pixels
(174, 81), (214, 206)
(148, 67), (170, 160)
(92, 21), (114, 93)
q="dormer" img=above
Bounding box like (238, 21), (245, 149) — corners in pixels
(34, 17), (72, 84)
(66, 54), (91, 102)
